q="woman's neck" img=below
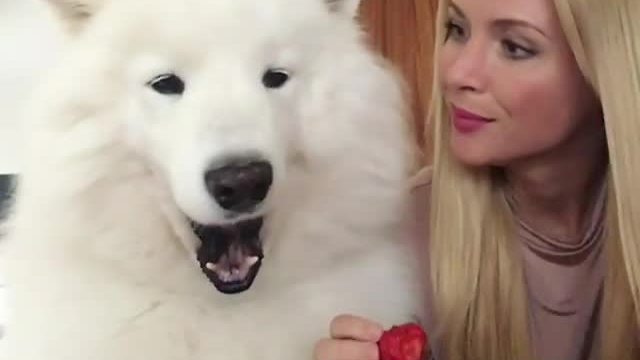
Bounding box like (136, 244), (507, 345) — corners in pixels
(504, 125), (607, 243)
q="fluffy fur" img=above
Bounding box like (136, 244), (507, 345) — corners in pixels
(0, 0), (422, 359)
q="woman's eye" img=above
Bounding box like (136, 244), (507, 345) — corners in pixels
(501, 39), (537, 60)
(445, 20), (466, 41)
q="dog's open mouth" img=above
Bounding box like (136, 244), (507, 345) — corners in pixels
(191, 217), (264, 294)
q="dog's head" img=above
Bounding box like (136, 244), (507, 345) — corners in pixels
(43, 0), (409, 294)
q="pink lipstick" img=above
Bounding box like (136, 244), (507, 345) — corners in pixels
(451, 106), (493, 134)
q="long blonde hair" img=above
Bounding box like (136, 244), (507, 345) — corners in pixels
(428, 0), (640, 358)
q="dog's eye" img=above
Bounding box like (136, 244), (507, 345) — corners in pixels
(262, 69), (290, 89)
(148, 74), (185, 95)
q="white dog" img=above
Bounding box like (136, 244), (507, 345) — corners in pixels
(0, 0), (423, 359)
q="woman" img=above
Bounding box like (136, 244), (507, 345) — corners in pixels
(314, 0), (640, 359)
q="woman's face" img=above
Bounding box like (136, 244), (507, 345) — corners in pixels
(439, 0), (601, 167)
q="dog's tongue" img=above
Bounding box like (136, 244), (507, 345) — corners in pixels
(205, 242), (259, 283)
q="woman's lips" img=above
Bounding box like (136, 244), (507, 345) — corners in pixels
(451, 105), (494, 134)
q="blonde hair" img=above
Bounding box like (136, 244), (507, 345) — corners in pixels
(427, 0), (640, 358)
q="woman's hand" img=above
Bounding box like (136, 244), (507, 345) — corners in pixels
(313, 314), (384, 360)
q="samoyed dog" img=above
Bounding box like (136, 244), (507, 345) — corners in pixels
(0, 0), (422, 359)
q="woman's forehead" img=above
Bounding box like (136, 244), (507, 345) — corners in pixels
(447, 0), (562, 36)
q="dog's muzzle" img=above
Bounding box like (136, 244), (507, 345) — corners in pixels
(188, 157), (272, 294)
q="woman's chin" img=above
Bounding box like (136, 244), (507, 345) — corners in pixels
(449, 136), (495, 168)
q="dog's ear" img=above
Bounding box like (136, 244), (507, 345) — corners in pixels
(325, 0), (362, 18)
(45, 0), (104, 33)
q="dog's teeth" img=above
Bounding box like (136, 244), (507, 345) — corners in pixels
(247, 256), (259, 266)
(205, 257), (259, 283)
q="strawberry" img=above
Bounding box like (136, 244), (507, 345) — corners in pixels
(378, 323), (429, 360)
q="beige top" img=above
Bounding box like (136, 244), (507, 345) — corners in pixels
(409, 168), (605, 360)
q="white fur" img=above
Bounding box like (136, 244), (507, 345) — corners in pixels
(0, 0), (422, 359)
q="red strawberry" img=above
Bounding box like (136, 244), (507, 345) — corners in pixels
(378, 323), (428, 360)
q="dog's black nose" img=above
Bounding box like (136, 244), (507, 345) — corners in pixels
(204, 160), (273, 212)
